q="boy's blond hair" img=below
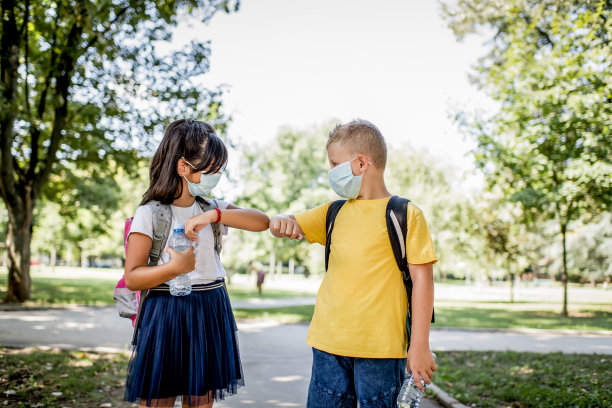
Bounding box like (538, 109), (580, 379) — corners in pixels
(326, 119), (387, 169)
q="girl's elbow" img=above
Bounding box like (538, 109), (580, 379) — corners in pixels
(260, 214), (271, 231)
(123, 271), (138, 291)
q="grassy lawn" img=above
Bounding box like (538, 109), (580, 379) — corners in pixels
(234, 302), (612, 331)
(431, 351), (611, 408)
(233, 305), (315, 323)
(0, 347), (132, 407)
(434, 300), (612, 332)
(0, 273), (609, 331)
(1, 348), (609, 408)
(0, 274), (311, 307)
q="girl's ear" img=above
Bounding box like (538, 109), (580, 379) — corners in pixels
(177, 158), (190, 177)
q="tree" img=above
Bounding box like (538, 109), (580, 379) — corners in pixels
(443, 0), (612, 315)
(0, 0), (237, 302)
(229, 123), (335, 275)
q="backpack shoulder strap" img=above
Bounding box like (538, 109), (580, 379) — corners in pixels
(132, 200), (171, 346)
(386, 196), (434, 349)
(196, 196), (222, 255)
(147, 201), (172, 266)
(324, 200), (347, 272)
(385, 195), (410, 278)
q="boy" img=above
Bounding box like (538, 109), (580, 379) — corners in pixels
(270, 119), (437, 408)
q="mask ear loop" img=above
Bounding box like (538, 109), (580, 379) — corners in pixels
(181, 156), (198, 170)
(352, 156), (373, 176)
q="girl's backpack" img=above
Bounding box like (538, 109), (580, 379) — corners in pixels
(113, 198), (222, 345)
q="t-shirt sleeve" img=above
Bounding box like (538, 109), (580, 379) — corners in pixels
(128, 205), (154, 241)
(216, 199), (232, 235)
(406, 203), (438, 265)
(294, 202), (331, 246)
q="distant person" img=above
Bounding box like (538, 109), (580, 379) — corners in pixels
(123, 119), (269, 408)
(249, 261), (267, 295)
(270, 120), (437, 408)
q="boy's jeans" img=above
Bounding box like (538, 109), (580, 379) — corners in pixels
(306, 347), (406, 408)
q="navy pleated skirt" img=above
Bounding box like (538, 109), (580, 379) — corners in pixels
(124, 280), (244, 407)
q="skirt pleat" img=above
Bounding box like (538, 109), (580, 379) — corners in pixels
(124, 281), (244, 407)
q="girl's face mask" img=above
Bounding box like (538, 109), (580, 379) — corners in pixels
(328, 157), (367, 199)
(182, 157), (222, 196)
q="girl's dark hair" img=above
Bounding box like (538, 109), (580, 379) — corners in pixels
(141, 119), (228, 205)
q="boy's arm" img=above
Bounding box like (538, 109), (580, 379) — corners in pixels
(269, 215), (304, 240)
(406, 261), (436, 391)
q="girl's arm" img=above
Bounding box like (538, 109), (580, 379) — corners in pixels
(406, 261), (436, 391)
(124, 232), (196, 291)
(184, 204), (269, 240)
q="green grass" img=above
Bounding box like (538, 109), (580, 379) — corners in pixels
(0, 274), (311, 306)
(0, 275), (119, 306)
(434, 300), (612, 331)
(232, 301), (612, 331)
(233, 305), (315, 323)
(0, 347), (132, 407)
(431, 351), (611, 408)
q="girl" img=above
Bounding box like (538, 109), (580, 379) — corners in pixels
(123, 119), (269, 408)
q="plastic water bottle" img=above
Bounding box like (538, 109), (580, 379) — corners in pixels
(166, 224), (192, 296)
(397, 352), (437, 408)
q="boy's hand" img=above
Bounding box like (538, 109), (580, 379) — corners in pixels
(406, 346), (437, 392)
(269, 215), (303, 240)
(165, 246), (196, 276)
(184, 211), (216, 241)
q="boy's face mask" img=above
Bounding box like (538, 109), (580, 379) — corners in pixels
(182, 157), (222, 196)
(328, 157), (365, 199)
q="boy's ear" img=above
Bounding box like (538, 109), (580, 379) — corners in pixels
(356, 154), (372, 171)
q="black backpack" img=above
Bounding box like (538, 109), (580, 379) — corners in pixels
(324, 195), (434, 347)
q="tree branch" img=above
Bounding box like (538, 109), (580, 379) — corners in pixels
(0, 0), (22, 207)
(82, 6), (130, 54)
(34, 3), (86, 195)
(521, 12), (554, 47)
(23, 0), (31, 115)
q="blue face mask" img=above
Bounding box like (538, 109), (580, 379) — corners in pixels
(182, 157), (222, 196)
(328, 157), (364, 199)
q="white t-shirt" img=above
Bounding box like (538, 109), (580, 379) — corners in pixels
(129, 199), (230, 284)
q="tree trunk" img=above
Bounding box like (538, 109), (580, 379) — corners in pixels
(5, 194), (34, 302)
(509, 272), (515, 303)
(561, 223), (569, 317)
(50, 246), (57, 272)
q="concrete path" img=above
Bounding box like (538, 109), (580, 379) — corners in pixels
(1, 306), (610, 355)
(1, 306), (611, 407)
(0, 307), (446, 407)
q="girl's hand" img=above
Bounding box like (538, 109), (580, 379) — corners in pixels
(165, 246), (196, 276)
(270, 215), (303, 240)
(185, 211), (216, 241)
(406, 346), (437, 392)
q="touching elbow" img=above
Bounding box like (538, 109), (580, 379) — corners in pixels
(260, 215), (271, 231)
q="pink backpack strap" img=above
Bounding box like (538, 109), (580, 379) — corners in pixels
(124, 217), (134, 256)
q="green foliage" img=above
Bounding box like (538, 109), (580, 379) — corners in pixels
(1, 0), (237, 300)
(442, 0), (612, 313)
(226, 122), (336, 273)
(445, 0), (612, 222)
(434, 351), (611, 407)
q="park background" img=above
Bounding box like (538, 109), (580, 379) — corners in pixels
(0, 0), (611, 407)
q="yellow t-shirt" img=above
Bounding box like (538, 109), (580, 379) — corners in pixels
(294, 197), (437, 358)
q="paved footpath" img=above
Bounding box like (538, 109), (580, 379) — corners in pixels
(1, 306), (611, 407)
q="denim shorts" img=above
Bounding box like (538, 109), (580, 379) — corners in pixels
(306, 348), (406, 408)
